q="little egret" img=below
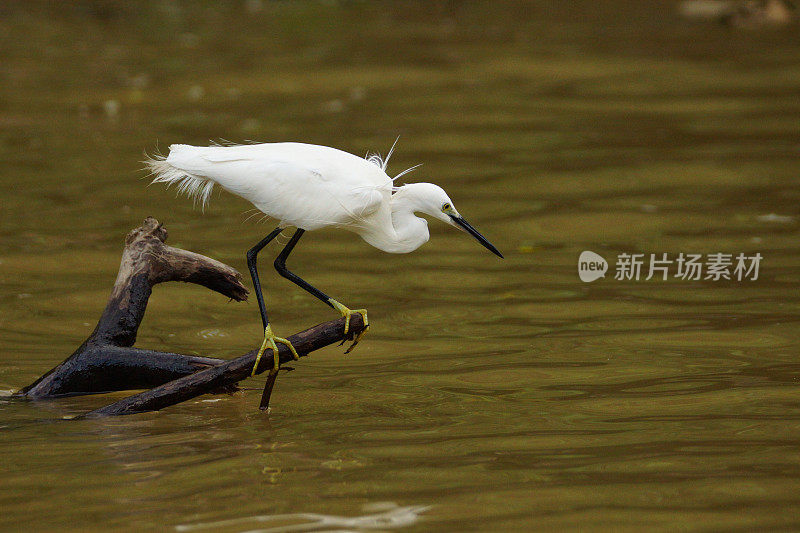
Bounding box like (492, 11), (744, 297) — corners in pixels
(146, 141), (503, 408)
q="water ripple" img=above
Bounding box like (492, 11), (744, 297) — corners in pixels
(175, 503), (430, 533)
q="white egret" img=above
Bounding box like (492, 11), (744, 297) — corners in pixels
(146, 141), (503, 408)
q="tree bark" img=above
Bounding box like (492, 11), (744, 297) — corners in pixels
(16, 217), (365, 416)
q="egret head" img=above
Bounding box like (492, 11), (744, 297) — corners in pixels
(401, 183), (504, 258)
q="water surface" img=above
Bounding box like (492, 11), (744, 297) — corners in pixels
(1, 2), (800, 531)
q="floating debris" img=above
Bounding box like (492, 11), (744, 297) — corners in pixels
(757, 213), (794, 223)
(245, 0), (264, 13)
(321, 99), (345, 113)
(175, 503), (430, 532)
(678, 0), (795, 28)
(187, 85), (205, 102)
(103, 99), (120, 118)
(198, 328), (228, 339)
(178, 32), (200, 49)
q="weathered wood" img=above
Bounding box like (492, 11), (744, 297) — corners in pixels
(17, 217), (366, 417)
(19, 346), (228, 399)
(82, 314), (364, 417)
(18, 217), (247, 398)
(92, 217), (248, 347)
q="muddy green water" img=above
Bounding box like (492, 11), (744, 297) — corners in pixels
(2, 2), (800, 531)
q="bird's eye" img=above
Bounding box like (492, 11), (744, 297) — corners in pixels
(442, 203), (451, 211)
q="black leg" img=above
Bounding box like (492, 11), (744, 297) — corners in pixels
(247, 226), (284, 329)
(255, 227), (368, 412)
(273, 229), (369, 354)
(259, 370), (280, 411)
(273, 229), (335, 309)
(248, 227), (302, 412)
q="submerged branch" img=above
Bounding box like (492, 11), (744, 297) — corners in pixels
(17, 217), (364, 417)
(82, 314), (364, 417)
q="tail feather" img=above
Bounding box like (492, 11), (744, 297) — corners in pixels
(144, 145), (215, 209)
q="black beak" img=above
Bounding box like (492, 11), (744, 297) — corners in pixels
(449, 215), (504, 258)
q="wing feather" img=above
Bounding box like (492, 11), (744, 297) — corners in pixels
(152, 142), (392, 230)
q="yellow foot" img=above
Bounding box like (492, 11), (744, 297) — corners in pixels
(328, 299), (369, 354)
(252, 324), (300, 377)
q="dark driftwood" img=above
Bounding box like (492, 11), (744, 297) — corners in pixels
(17, 217), (365, 416)
(82, 314), (364, 418)
(18, 217), (246, 398)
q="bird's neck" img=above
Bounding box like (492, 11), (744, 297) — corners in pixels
(360, 188), (430, 254)
(390, 207), (430, 252)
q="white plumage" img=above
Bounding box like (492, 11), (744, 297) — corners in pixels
(149, 142), (386, 226)
(145, 140), (502, 410)
(146, 141), (500, 255)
